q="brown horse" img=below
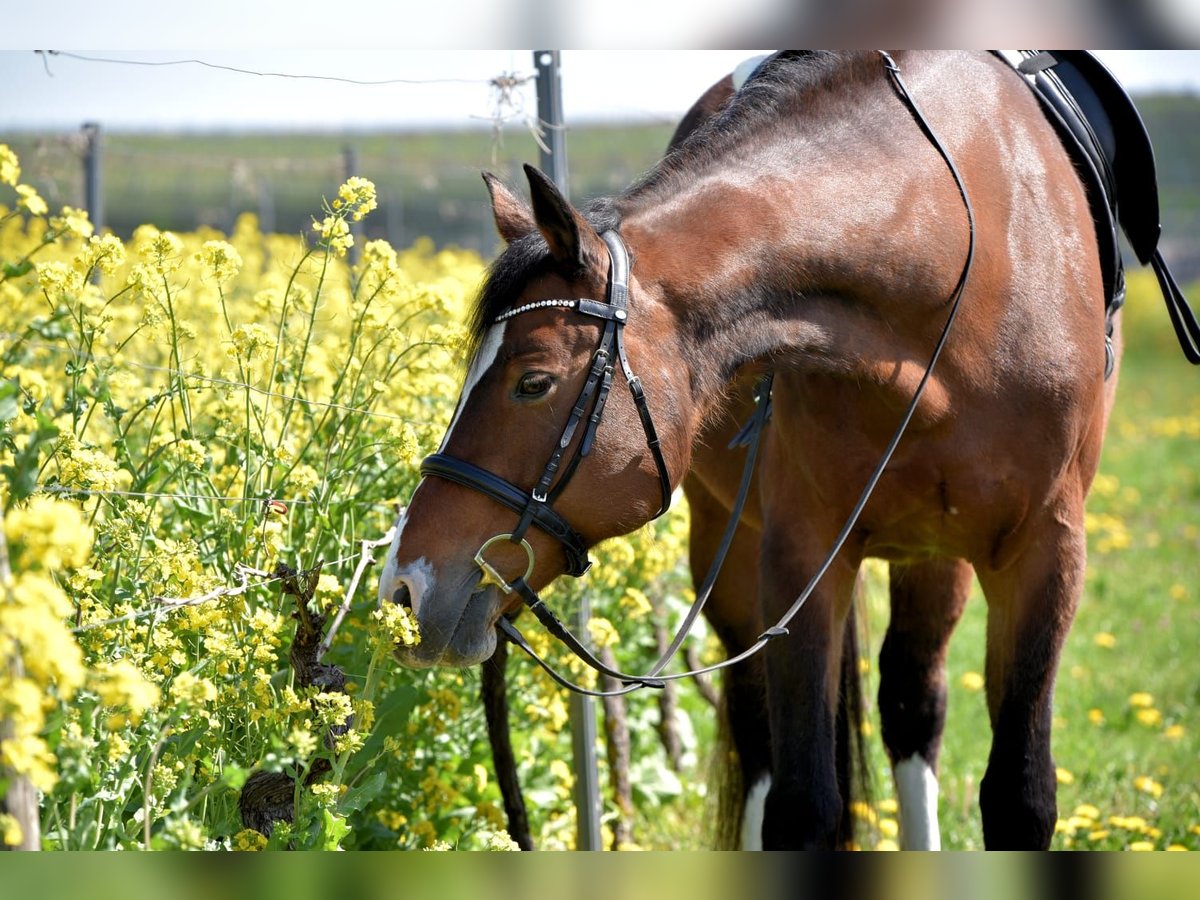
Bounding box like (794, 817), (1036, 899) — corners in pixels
(379, 51), (1118, 849)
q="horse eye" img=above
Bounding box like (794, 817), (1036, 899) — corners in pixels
(515, 372), (553, 398)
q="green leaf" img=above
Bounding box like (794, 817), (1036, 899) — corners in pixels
(318, 809), (352, 850)
(2, 260), (33, 279)
(0, 379), (18, 423)
(338, 770), (386, 815)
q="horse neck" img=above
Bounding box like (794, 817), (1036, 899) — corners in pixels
(620, 94), (967, 424)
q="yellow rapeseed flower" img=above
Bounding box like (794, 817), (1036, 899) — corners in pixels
(1163, 724), (1185, 740)
(90, 659), (161, 727)
(1088, 708), (1106, 726)
(1129, 692), (1154, 708)
(232, 829), (268, 851)
(1056, 767), (1075, 785)
(876, 839), (899, 851)
(1129, 841), (1155, 851)
(0, 813), (23, 847)
(0, 144), (20, 185)
(1093, 632), (1117, 649)
(196, 239), (243, 282)
(15, 184), (47, 216)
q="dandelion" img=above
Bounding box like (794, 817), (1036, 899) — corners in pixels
(1129, 692), (1154, 708)
(1169, 583), (1187, 601)
(1088, 708), (1106, 726)
(1133, 776), (1164, 799)
(1129, 841), (1156, 851)
(1093, 632), (1117, 649)
(875, 839), (899, 851)
(1136, 708), (1164, 727)
(1074, 804), (1101, 820)
(960, 671), (984, 691)
(878, 818), (899, 839)
(1163, 724), (1185, 740)
(1056, 767), (1075, 785)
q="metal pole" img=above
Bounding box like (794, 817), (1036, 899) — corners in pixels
(533, 49), (602, 852)
(82, 122), (103, 234)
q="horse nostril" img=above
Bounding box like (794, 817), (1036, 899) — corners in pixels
(393, 582), (412, 610)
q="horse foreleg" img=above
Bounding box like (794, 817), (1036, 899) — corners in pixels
(687, 481), (771, 849)
(758, 529), (859, 849)
(975, 503), (1086, 849)
(879, 557), (973, 850)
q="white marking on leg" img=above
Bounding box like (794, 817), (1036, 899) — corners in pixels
(895, 755), (941, 850)
(741, 774), (771, 850)
(438, 322), (507, 452)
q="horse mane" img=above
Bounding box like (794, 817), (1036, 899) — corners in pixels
(465, 51), (872, 357)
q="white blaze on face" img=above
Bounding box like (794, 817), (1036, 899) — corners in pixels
(377, 509), (408, 604)
(741, 774), (771, 851)
(438, 322), (507, 452)
(894, 755), (941, 850)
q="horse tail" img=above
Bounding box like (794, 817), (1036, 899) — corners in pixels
(710, 674), (745, 850)
(836, 588), (872, 849)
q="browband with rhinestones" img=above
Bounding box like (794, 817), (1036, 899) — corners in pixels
(492, 299), (579, 323)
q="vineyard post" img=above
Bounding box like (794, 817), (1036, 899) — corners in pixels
(534, 49), (603, 852)
(81, 122), (103, 235)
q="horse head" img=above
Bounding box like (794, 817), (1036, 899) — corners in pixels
(379, 164), (694, 668)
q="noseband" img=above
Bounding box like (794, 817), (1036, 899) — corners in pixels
(415, 52), (977, 697)
(420, 230), (673, 582)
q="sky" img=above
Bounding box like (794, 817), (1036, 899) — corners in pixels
(2, 51), (1200, 132)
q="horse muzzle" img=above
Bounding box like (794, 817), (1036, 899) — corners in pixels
(382, 560), (503, 668)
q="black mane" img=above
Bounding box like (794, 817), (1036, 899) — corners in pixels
(465, 52), (866, 355)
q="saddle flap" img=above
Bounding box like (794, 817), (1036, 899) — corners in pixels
(1050, 51), (1161, 264)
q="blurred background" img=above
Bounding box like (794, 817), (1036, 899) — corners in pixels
(2, 49), (1200, 275)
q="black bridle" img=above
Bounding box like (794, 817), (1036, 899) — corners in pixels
(417, 52), (977, 697)
(420, 230), (672, 582)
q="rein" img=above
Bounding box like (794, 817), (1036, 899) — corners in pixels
(419, 51), (977, 697)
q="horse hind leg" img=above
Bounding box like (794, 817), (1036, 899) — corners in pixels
(878, 558), (973, 850)
(974, 499), (1087, 849)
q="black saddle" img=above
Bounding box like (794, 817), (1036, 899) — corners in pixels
(998, 50), (1200, 367)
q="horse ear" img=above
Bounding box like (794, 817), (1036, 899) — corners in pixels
(482, 172), (535, 244)
(523, 163), (605, 272)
